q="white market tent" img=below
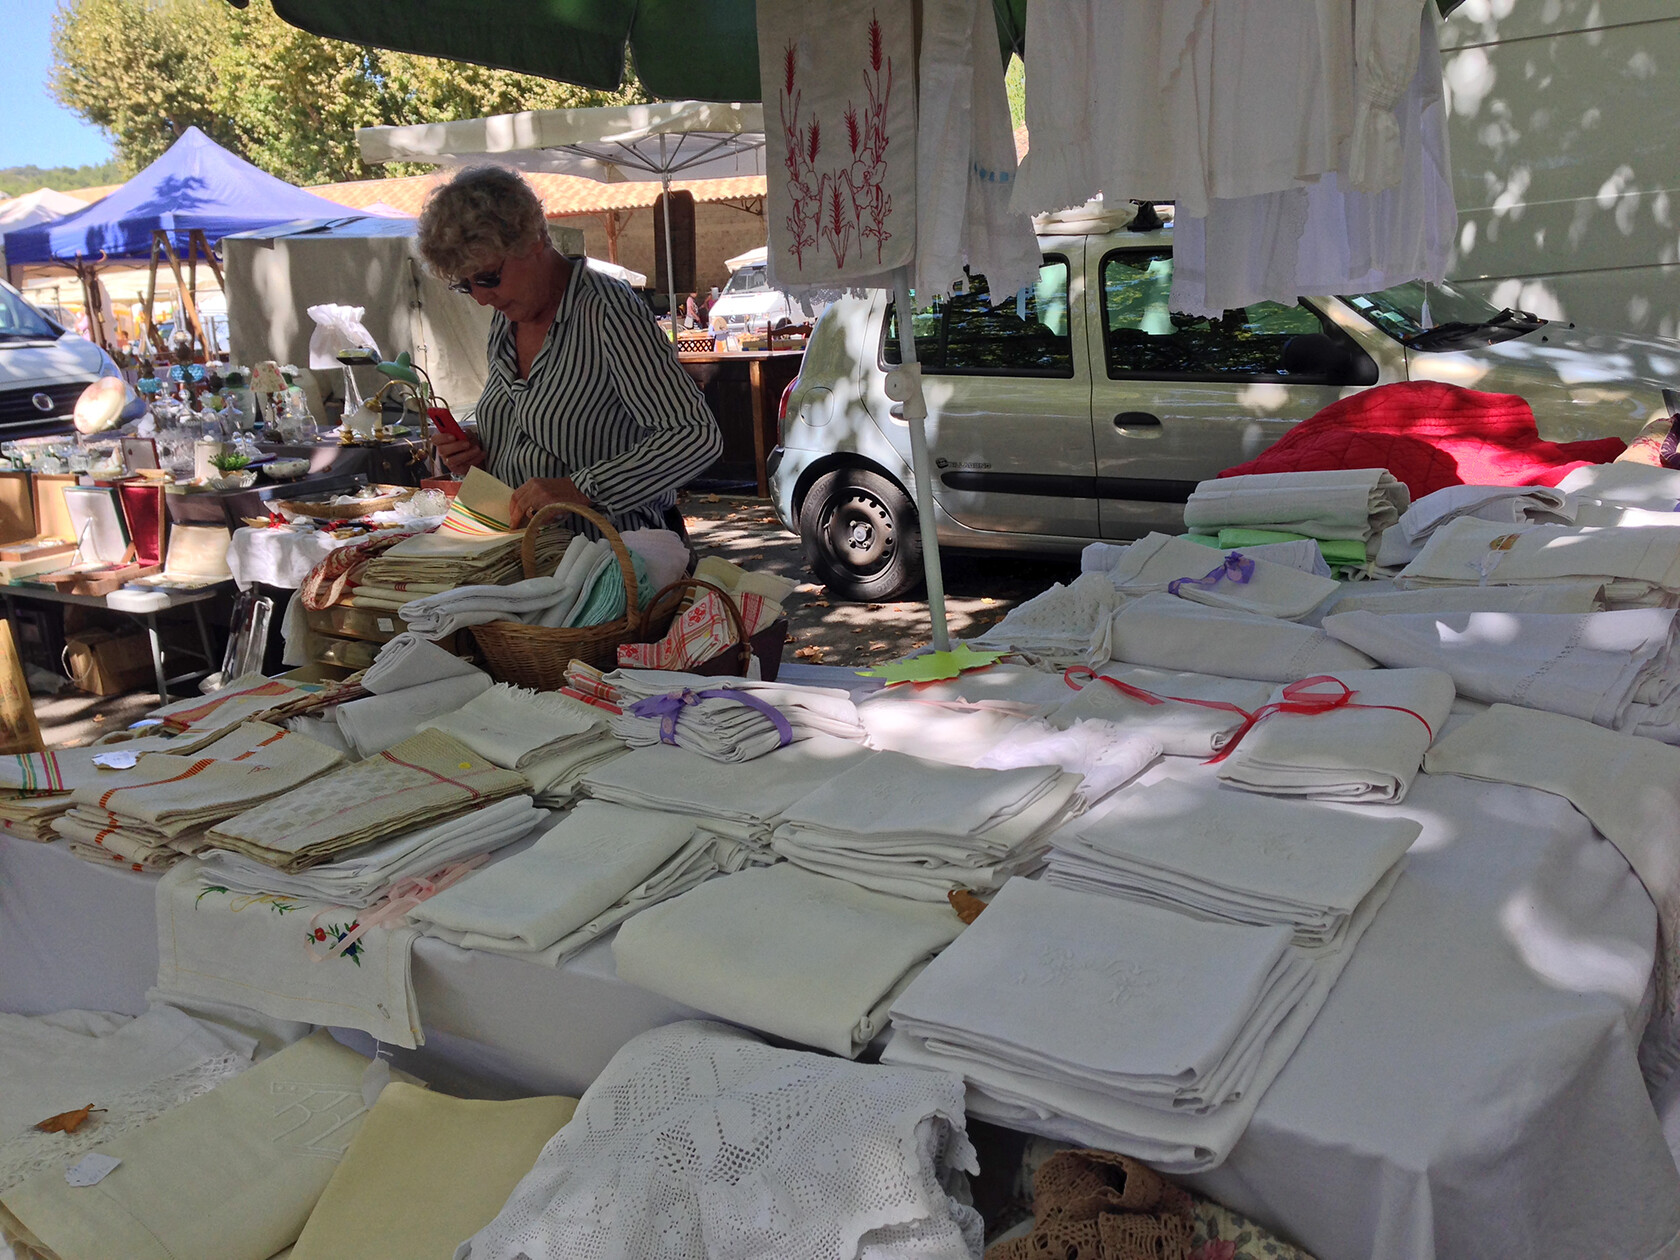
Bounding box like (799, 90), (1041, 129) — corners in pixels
(0, 188), (88, 274)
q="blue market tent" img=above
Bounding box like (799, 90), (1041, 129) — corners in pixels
(2, 127), (350, 265)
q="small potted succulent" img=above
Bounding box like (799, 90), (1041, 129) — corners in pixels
(207, 450), (258, 491)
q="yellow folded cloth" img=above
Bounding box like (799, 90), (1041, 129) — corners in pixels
(290, 1082), (577, 1260)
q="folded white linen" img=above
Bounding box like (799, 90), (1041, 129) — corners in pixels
(0, 1007), (255, 1196)
(1104, 533), (1340, 620)
(858, 697), (1036, 765)
(141, 674), (322, 738)
(0, 1031), (374, 1260)
(1111, 592), (1376, 682)
(410, 802), (701, 955)
(1049, 665), (1276, 757)
(155, 859), (425, 1047)
(969, 570), (1120, 667)
(1399, 483), (1575, 543)
(197, 795), (544, 908)
(1085, 538), (1333, 579)
(1558, 461), (1680, 510)
(361, 633), (486, 695)
(333, 671), (493, 758)
(868, 662), (1077, 707)
(1397, 517), (1680, 608)
(537, 538), (614, 629)
(1424, 703), (1680, 1020)
(1046, 773), (1418, 948)
(1324, 608), (1678, 730)
(1325, 581), (1607, 616)
(419, 682), (606, 768)
(1215, 668), (1456, 803)
(581, 734), (875, 845)
(458, 1021), (982, 1260)
(607, 669), (867, 761)
(619, 527), (691, 593)
(1568, 501), (1680, 529)
(612, 864), (966, 1056)
(1183, 469), (1410, 545)
(520, 740), (628, 806)
(882, 868), (1398, 1172)
(691, 554), (800, 606)
(973, 720), (1160, 805)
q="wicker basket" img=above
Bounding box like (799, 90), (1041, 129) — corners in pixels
(631, 577), (789, 681)
(470, 503), (644, 689)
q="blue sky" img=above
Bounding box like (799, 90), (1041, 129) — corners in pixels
(0, 0), (114, 169)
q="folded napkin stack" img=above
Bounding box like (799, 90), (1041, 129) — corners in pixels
(1111, 592), (1376, 682)
(141, 673), (324, 741)
(1396, 517), (1680, 609)
(1325, 580), (1607, 616)
(857, 696), (1042, 765)
(197, 794), (544, 908)
(333, 672), (493, 758)
(1183, 468), (1410, 560)
(412, 801), (754, 965)
(581, 733), (874, 854)
(1558, 461), (1680, 510)
(51, 723), (346, 870)
(607, 669), (867, 761)
(205, 729), (528, 871)
(1103, 533), (1339, 620)
(1325, 607), (1680, 738)
(613, 867), (967, 1056)
(969, 570), (1121, 667)
(0, 793), (78, 843)
(360, 523), (570, 590)
(0, 742), (194, 844)
(771, 750), (1084, 900)
(460, 1021), (982, 1259)
(971, 720), (1160, 807)
(420, 682), (624, 805)
(1050, 665), (1276, 757)
(882, 872), (1394, 1172)
(1374, 482), (1576, 567)
(361, 633), (486, 694)
(1046, 774), (1419, 949)
(1213, 667), (1456, 803)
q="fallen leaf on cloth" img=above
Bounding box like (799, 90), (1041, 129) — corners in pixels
(34, 1105), (103, 1134)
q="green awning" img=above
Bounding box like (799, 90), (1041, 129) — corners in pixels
(268, 0), (1026, 101)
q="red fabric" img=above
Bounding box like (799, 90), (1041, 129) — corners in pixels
(1217, 381), (1625, 499)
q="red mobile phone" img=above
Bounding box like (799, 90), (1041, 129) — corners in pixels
(427, 405), (467, 443)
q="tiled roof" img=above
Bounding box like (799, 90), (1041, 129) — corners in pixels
(308, 171), (767, 219)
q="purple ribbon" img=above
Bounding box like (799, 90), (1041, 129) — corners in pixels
(627, 688), (795, 749)
(1168, 550), (1255, 596)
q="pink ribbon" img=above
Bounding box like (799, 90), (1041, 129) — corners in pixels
(305, 855), (489, 962)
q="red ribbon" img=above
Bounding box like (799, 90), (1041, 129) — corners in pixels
(1062, 668), (1434, 765)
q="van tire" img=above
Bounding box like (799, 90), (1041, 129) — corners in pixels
(799, 468), (922, 602)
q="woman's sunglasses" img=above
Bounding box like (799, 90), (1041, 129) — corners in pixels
(448, 262), (505, 295)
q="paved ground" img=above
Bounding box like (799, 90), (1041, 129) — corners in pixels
(30, 492), (1079, 747)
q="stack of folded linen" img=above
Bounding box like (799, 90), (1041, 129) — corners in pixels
(1111, 592), (1376, 682)
(361, 632), (486, 694)
(1049, 665), (1276, 757)
(875, 661), (1087, 707)
(1045, 774), (1419, 949)
(205, 729), (528, 871)
(0, 743), (177, 842)
(969, 570), (1122, 666)
(1103, 533), (1340, 620)
(332, 671), (493, 758)
(971, 720), (1161, 806)
(581, 733), (874, 854)
(51, 723), (345, 870)
(607, 669), (867, 761)
(1183, 469), (1410, 561)
(771, 750), (1084, 900)
(1084, 538), (1332, 580)
(1396, 517), (1680, 608)
(1213, 668), (1456, 803)
(196, 794), (544, 909)
(420, 682), (624, 805)
(1180, 534), (1338, 576)
(1558, 461), (1680, 510)
(460, 1021), (981, 1259)
(359, 522), (570, 591)
(411, 801), (755, 965)
(882, 873), (1391, 1172)
(1324, 607), (1680, 736)
(858, 695), (1042, 765)
(1325, 580), (1607, 616)
(1375, 483), (1576, 566)
(0, 793), (77, 842)
(613, 867), (967, 1057)
(140, 673), (326, 741)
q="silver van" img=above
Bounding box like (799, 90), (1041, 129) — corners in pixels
(0, 279), (121, 441)
(769, 216), (1678, 599)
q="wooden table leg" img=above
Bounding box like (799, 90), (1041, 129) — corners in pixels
(748, 358), (769, 498)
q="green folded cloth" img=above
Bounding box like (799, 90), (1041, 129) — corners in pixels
(567, 548), (653, 627)
(1179, 528), (1369, 570)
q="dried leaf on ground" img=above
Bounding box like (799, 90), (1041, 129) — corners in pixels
(794, 646), (828, 661)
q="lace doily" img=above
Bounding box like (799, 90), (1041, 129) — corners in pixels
(460, 1021), (983, 1260)
(0, 1051), (252, 1195)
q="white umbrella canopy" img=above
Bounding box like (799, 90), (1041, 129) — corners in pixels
(359, 102), (766, 325)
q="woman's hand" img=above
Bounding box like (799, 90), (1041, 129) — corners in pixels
(435, 432), (487, 476)
(511, 476), (589, 526)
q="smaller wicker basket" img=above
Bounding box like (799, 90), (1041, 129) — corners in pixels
(631, 577), (789, 681)
(470, 503), (643, 690)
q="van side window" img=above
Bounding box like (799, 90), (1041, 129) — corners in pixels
(884, 258), (1073, 377)
(1101, 249), (1331, 380)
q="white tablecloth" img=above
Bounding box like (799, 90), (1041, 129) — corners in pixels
(4, 762), (1678, 1258)
(226, 527), (356, 590)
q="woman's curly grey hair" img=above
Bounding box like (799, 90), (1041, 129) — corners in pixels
(416, 166), (548, 279)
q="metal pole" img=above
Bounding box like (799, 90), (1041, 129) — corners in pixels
(892, 269), (950, 652)
(659, 136), (679, 335)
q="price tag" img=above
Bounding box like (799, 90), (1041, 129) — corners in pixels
(65, 1153), (121, 1186)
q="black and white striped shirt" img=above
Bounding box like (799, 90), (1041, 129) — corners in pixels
(474, 260), (722, 531)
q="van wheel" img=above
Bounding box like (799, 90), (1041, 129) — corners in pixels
(799, 468), (923, 601)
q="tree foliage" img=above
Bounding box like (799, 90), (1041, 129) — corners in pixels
(0, 161), (126, 199)
(50, 0), (648, 186)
